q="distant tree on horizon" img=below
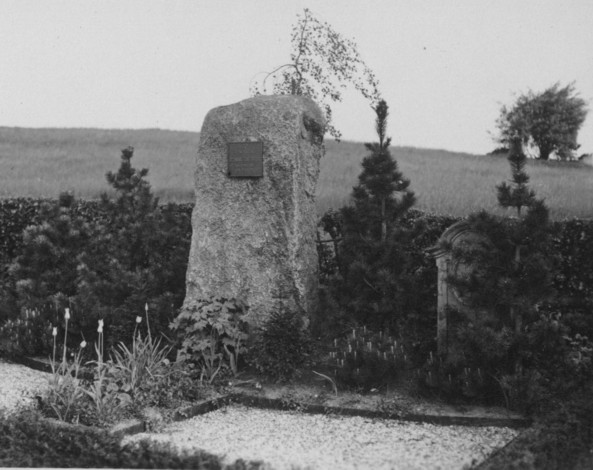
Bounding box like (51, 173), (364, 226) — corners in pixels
(494, 82), (588, 161)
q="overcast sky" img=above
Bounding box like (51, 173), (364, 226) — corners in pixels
(1, 0), (592, 154)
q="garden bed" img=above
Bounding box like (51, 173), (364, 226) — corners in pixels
(7, 354), (530, 427)
(2, 356), (530, 469)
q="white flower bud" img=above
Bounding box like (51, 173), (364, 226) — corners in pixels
(52, 327), (57, 337)
(136, 316), (142, 324)
(64, 308), (70, 320)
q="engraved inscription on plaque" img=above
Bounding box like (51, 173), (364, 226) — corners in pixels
(228, 142), (263, 178)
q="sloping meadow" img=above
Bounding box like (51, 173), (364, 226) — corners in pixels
(1, 127), (592, 219)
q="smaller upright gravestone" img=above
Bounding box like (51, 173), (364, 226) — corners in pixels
(427, 220), (492, 357)
(184, 95), (325, 327)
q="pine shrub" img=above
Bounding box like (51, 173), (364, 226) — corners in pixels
(319, 100), (422, 351)
(434, 138), (568, 410)
(248, 309), (312, 382)
(6, 147), (191, 349)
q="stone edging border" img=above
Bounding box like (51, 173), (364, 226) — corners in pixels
(170, 392), (531, 428)
(231, 393), (530, 428)
(470, 428), (530, 470)
(5, 353), (95, 380)
(16, 391), (532, 440)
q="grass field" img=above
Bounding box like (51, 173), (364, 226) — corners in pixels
(1, 127), (592, 220)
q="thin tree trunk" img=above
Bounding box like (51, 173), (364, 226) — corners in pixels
(513, 244), (522, 334)
(538, 143), (552, 161)
(381, 198), (386, 243)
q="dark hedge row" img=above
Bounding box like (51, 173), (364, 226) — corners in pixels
(0, 410), (262, 468)
(0, 198), (46, 265)
(1, 198), (592, 304)
(0, 198), (193, 265)
(476, 381), (593, 470)
(551, 218), (593, 302)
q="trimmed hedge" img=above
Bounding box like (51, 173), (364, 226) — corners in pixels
(0, 197), (194, 348)
(475, 381), (593, 470)
(0, 410), (262, 468)
(0, 199), (46, 265)
(1, 198), (593, 309)
(551, 218), (593, 302)
(0, 198), (193, 265)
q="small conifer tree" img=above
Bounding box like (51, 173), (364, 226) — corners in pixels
(449, 137), (554, 333)
(8, 148), (191, 350)
(335, 100), (416, 331)
(76, 147), (190, 345)
(496, 137), (537, 216)
(440, 138), (559, 408)
(497, 138), (553, 331)
(9, 192), (89, 311)
(343, 100), (415, 243)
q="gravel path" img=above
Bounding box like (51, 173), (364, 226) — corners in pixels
(2, 359), (519, 469)
(0, 358), (51, 416)
(124, 405), (519, 470)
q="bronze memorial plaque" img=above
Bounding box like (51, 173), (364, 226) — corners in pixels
(228, 142), (264, 178)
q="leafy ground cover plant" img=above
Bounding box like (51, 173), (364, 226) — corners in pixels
(132, 360), (204, 411)
(170, 297), (249, 384)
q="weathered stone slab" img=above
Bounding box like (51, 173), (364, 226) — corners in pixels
(184, 95), (325, 326)
(427, 220), (493, 357)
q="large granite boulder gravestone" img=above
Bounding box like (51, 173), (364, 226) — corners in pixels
(184, 95), (325, 326)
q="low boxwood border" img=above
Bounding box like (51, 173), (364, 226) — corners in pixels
(473, 382), (593, 470)
(0, 409), (260, 469)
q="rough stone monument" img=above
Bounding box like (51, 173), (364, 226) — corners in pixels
(427, 220), (492, 357)
(184, 95), (325, 326)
